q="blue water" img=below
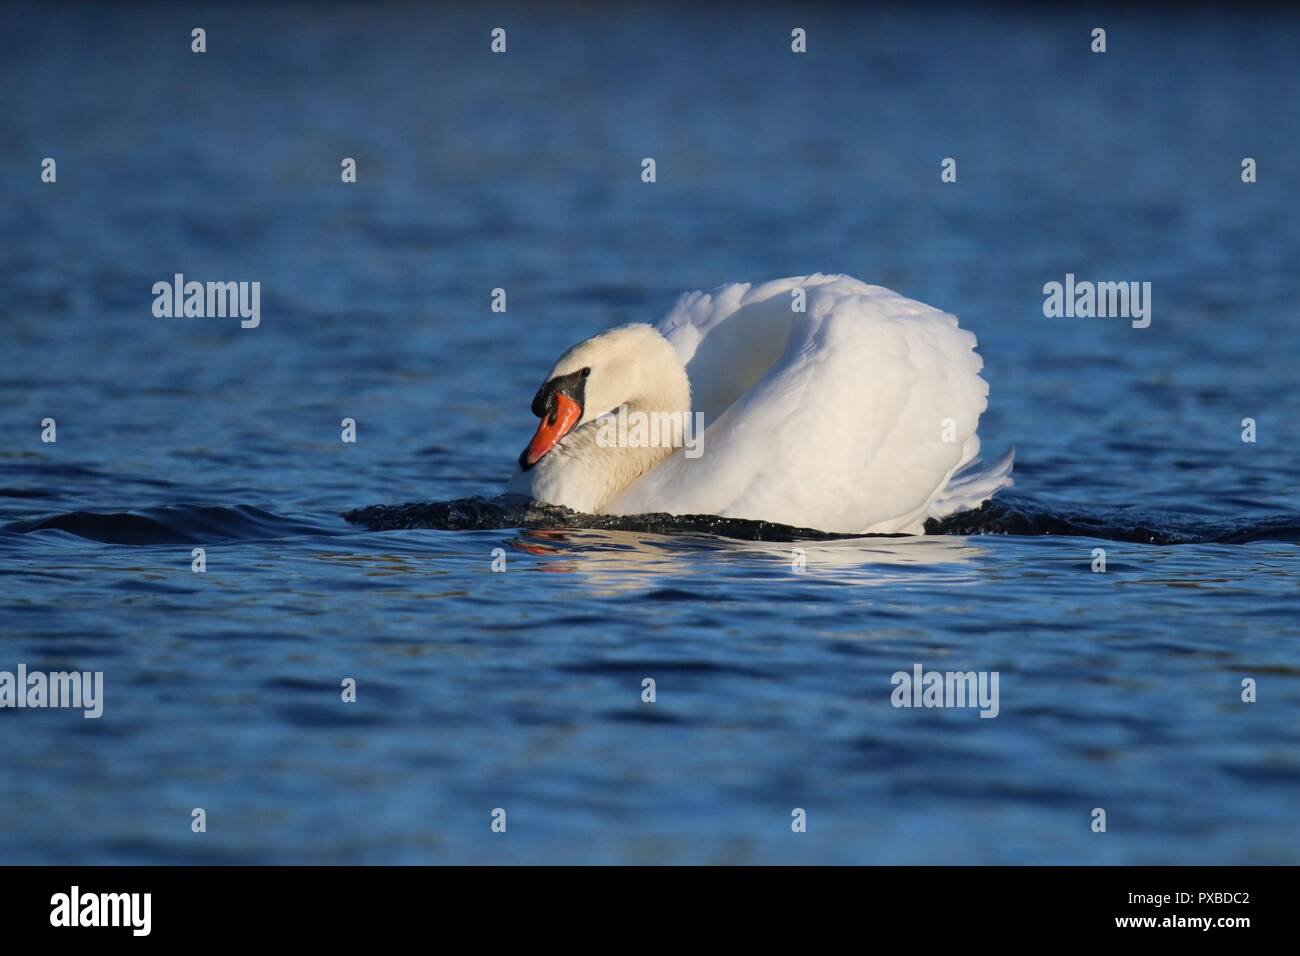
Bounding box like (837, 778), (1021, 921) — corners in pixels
(2, 4), (1298, 864)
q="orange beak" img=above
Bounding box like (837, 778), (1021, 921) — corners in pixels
(521, 393), (583, 469)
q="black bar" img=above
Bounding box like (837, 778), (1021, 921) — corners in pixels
(0, 866), (1276, 941)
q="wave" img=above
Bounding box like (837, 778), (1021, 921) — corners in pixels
(342, 495), (1300, 545)
(3, 496), (1296, 546)
(1, 504), (335, 546)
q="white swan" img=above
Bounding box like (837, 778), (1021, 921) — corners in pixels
(507, 274), (1013, 534)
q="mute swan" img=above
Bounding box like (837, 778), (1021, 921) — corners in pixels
(507, 274), (1013, 534)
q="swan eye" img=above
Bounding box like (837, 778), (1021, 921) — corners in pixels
(580, 367), (590, 377)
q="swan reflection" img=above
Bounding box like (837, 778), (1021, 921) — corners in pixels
(506, 527), (985, 593)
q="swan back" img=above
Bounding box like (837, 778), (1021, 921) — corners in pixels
(606, 275), (1007, 534)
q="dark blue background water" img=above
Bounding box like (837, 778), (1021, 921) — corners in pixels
(1, 3), (1297, 863)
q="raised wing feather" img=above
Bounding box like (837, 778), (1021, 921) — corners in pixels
(608, 275), (995, 534)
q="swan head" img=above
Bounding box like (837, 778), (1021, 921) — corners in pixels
(518, 323), (682, 471)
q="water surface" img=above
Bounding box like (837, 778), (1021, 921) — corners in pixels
(1, 4), (1298, 864)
